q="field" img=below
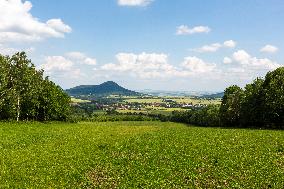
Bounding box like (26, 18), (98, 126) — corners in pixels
(0, 122), (283, 188)
(71, 98), (91, 103)
(123, 97), (221, 105)
(117, 107), (185, 115)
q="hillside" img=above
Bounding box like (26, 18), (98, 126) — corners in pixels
(65, 81), (140, 96)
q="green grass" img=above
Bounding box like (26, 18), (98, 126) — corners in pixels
(71, 97), (91, 103)
(0, 122), (283, 188)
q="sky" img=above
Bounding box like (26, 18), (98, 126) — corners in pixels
(0, 0), (284, 91)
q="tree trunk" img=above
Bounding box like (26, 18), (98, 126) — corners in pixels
(17, 95), (20, 122)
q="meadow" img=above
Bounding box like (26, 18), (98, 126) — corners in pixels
(123, 97), (221, 105)
(0, 121), (283, 188)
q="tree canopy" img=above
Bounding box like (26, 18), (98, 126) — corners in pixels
(220, 67), (284, 129)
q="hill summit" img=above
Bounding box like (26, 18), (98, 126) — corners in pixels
(65, 81), (140, 96)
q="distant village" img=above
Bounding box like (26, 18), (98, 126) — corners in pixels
(71, 97), (211, 113)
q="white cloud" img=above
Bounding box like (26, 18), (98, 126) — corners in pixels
(0, 0), (71, 43)
(46, 19), (72, 34)
(101, 53), (219, 79)
(40, 55), (86, 81)
(0, 44), (18, 55)
(0, 43), (35, 56)
(66, 52), (97, 65)
(41, 56), (73, 72)
(176, 25), (211, 35)
(192, 43), (222, 53)
(181, 56), (216, 73)
(101, 52), (178, 78)
(40, 51), (97, 81)
(232, 50), (280, 70)
(223, 40), (236, 48)
(117, 0), (153, 6)
(223, 57), (232, 64)
(233, 50), (251, 63)
(260, 45), (278, 53)
(192, 40), (236, 53)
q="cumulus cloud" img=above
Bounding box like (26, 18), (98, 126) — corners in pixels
(101, 52), (218, 79)
(192, 40), (236, 53)
(41, 56), (73, 72)
(40, 50), (282, 89)
(40, 52), (97, 81)
(232, 50), (280, 70)
(223, 57), (232, 64)
(176, 25), (211, 35)
(260, 45), (278, 53)
(0, 43), (35, 56)
(117, 0), (153, 6)
(0, 0), (71, 43)
(233, 50), (251, 63)
(101, 52), (179, 78)
(192, 43), (222, 53)
(181, 56), (216, 73)
(66, 52), (97, 65)
(223, 40), (236, 48)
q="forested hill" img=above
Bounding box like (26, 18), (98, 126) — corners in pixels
(65, 81), (140, 96)
(201, 92), (224, 99)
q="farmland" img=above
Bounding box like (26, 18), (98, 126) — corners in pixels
(123, 96), (221, 105)
(0, 121), (283, 188)
(71, 95), (221, 117)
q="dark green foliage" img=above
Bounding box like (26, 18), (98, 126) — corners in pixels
(219, 85), (244, 127)
(171, 105), (220, 127)
(191, 105), (220, 127)
(171, 110), (193, 123)
(219, 67), (284, 129)
(65, 81), (140, 96)
(262, 68), (284, 129)
(0, 52), (70, 121)
(170, 67), (284, 129)
(241, 78), (265, 127)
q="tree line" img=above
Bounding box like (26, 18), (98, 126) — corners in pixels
(220, 67), (284, 129)
(170, 67), (284, 129)
(0, 52), (70, 121)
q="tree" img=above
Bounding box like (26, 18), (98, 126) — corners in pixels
(219, 85), (243, 127)
(0, 52), (71, 121)
(37, 78), (70, 121)
(262, 67), (284, 129)
(9, 52), (38, 121)
(241, 78), (264, 127)
(0, 55), (16, 120)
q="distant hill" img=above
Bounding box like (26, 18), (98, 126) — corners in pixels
(201, 92), (224, 99)
(65, 81), (140, 96)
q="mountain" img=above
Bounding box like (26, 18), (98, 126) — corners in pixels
(65, 81), (140, 96)
(201, 92), (224, 99)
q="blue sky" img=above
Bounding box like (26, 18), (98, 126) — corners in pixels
(0, 0), (283, 91)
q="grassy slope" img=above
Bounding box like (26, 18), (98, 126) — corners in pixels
(0, 122), (283, 188)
